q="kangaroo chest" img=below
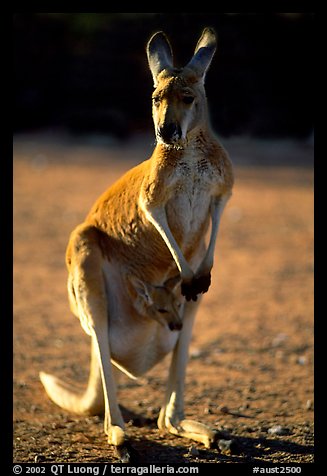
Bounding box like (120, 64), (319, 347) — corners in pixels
(166, 150), (217, 242)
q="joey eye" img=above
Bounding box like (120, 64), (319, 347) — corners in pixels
(157, 309), (168, 314)
(182, 96), (194, 105)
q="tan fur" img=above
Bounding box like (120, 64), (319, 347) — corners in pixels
(40, 28), (234, 460)
(127, 275), (183, 330)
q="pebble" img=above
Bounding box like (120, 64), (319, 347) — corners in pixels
(271, 333), (288, 347)
(244, 426), (255, 433)
(51, 422), (66, 430)
(296, 355), (307, 365)
(218, 404), (229, 414)
(190, 348), (203, 359)
(189, 446), (200, 456)
(306, 399), (313, 410)
(238, 403), (250, 412)
(275, 350), (287, 361)
(218, 439), (239, 454)
(218, 439), (233, 452)
(267, 425), (290, 435)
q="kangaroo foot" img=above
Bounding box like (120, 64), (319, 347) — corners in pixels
(158, 411), (218, 448)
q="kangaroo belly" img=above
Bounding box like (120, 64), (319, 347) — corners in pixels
(109, 319), (179, 378)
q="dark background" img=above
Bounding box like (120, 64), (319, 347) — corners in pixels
(14, 13), (314, 139)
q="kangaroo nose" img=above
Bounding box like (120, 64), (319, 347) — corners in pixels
(159, 123), (182, 144)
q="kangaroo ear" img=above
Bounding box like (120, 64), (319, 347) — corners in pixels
(128, 276), (153, 304)
(147, 31), (173, 87)
(186, 27), (217, 81)
(164, 275), (181, 292)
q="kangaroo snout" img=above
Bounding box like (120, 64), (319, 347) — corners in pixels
(158, 122), (182, 144)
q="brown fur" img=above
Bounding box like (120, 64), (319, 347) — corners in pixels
(40, 28), (234, 460)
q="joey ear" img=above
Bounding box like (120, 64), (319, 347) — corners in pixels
(164, 275), (182, 292)
(128, 276), (153, 304)
(186, 27), (217, 81)
(147, 31), (173, 87)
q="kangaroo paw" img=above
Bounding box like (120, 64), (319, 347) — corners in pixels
(192, 273), (211, 294)
(181, 273), (211, 301)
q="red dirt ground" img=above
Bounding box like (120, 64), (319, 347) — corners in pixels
(13, 133), (314, 464)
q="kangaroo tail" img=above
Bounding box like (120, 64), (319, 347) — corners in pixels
(39, 338), (104, 416)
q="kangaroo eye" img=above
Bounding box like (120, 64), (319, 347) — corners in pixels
(182, 96), (194, 105)
(158, 309), (168, 314)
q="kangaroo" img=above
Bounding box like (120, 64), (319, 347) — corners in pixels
(39, 27), (234, 461)
(127, 274), (183, 331)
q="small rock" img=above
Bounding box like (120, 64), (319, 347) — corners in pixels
(271, 333), (288, 347)
(190, 348), (203, 359)
(244, 426), (255, 433)
(306, 399), (313, 410)
(218, 404), (229, 414)
(267, 425), (290, 435)
(51, 422), (65, 430)
(218, 439), (239, 454)
(238, 403), (250, 412)
(71, 433), (91, 443)
(189, 446), (199, 456)
(54, 339), (64, 348)
(218, 439), (233, 452)
(297, 355), (307, 365)
(148, 406), (160, 416)
(275, 350), (286, 361)
(115, 444), (135, 464)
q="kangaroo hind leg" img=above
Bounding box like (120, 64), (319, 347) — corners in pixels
(158, 299), (218, 448)
(69, 225), (127, 447)
(41, 224), (129, 459)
